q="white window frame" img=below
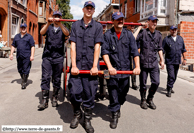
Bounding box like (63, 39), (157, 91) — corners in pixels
(125, 2), (127, 17)
(39, 1), (43, 16)
(11, 14), (20, 38)
(134, 0), (140, 14)
(140, 0), (168, 19)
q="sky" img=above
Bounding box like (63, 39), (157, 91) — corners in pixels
(70, 0), (110, 19)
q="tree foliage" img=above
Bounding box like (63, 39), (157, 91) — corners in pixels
(56, 0), (73, 30)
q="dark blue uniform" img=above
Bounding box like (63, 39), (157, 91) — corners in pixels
(41, 24), (66, 90)
(136, 28), (163, 99)
(68, 19), (103, 109)
(101, 27), (139, 112)
(162, 35), (186, 89)
(12, 33), (35, 75)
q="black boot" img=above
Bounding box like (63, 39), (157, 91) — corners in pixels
(166, 86), (172, 97)
(131, 75), (138, 90)
(146, 98), (156, 110)
(51, 87), (60, 107)
(21, 74), (28, 89)
(84, 108), (94, 133)
(110, 110), (120, 129)
(38, 90), (49, 110)
(140, 90), (148, 109)
(146, 84), (157, 110)
(70, 104), (82, 129)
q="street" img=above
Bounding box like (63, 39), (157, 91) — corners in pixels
(0, 48), (194, 133)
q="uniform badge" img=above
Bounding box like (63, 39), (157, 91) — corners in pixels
(153, 15), (156, 18)
(117, 12), (121, 15)
(112, 46), (115, 50)
(88, 1), (92, 3)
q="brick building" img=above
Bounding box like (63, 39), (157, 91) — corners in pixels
(0, 0), (8, 45)
(8, 0), (27, 47)
(4, 0), (56, 48)
(27, 0), (39, 47)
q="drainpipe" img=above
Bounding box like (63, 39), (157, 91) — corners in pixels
(7, 0), (10, 47)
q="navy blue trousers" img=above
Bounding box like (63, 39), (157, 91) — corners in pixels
(166, 64), (179, 88)
(68, 75), (98, 109)
(17, 57), (31, 75)
(140, 66), (160, 98)
(107, 77), (129, 112)
(41, 58), (63, 90)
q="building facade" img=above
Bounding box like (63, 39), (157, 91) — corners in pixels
(96, 0), (120, 30)
(0, 0), (8, 45)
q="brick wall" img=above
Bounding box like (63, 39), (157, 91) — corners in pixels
(120, 0), (140, 23)
(178, 21), (194, 61)
(27, 0), (39, 46)
(0, 0), (8, 45)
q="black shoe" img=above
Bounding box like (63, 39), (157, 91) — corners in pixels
(38, 90), (49, 110)
(166, 91), (171, 97)
(51, 88), (60, 107)
(166, 87), (172, 97)
(21, 74), (28, 89)
(171, 89), (175, 93)
(84, 108), (94, 133)
(140, 90), (148, 109)
(146, 98), (156, 110)
(70, 110), (82, 129)
(110, 110), (120, 129)
(140, 99), (148, 109)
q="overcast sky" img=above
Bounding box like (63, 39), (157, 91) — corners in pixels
(70, 0), (110, 19)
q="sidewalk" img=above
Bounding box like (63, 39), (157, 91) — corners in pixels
(0, 48), (43, 73)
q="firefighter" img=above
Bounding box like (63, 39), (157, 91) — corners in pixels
(162, 26), (187, 97)
(101, 12), (140, 129)
(9, 23), (35, 89)
(68, 1), (103, 133)
(38, 11), (69, 110)
(128, 22), (148, 90)
(136, 15), (164, 110)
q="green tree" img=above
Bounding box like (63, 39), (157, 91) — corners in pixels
(56, 0), (73, 30)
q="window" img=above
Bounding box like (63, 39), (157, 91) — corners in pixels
(12, 15), (19, 38)
(140, 0), (167, 19)
(125, 2), (127, 17)
(134, 0), (140, 13)
(39, 2), (43, 16)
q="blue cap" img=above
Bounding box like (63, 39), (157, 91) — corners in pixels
(84, 1), (95, 8)
(112, 12), (124, 20)
(170, 25), (177, 30)
(148, 15), (158, 21)
(53, 11), (62, 16)
(20, 23), (27, 28)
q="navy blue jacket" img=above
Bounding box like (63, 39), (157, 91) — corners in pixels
(69, 18), (103, 70)
(136, 28), (163, 68)
(12, 33), (35, 58)
(43, 25), (66, 63)
(162, 35), (187, 64)
(101, 27), (139, 78)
